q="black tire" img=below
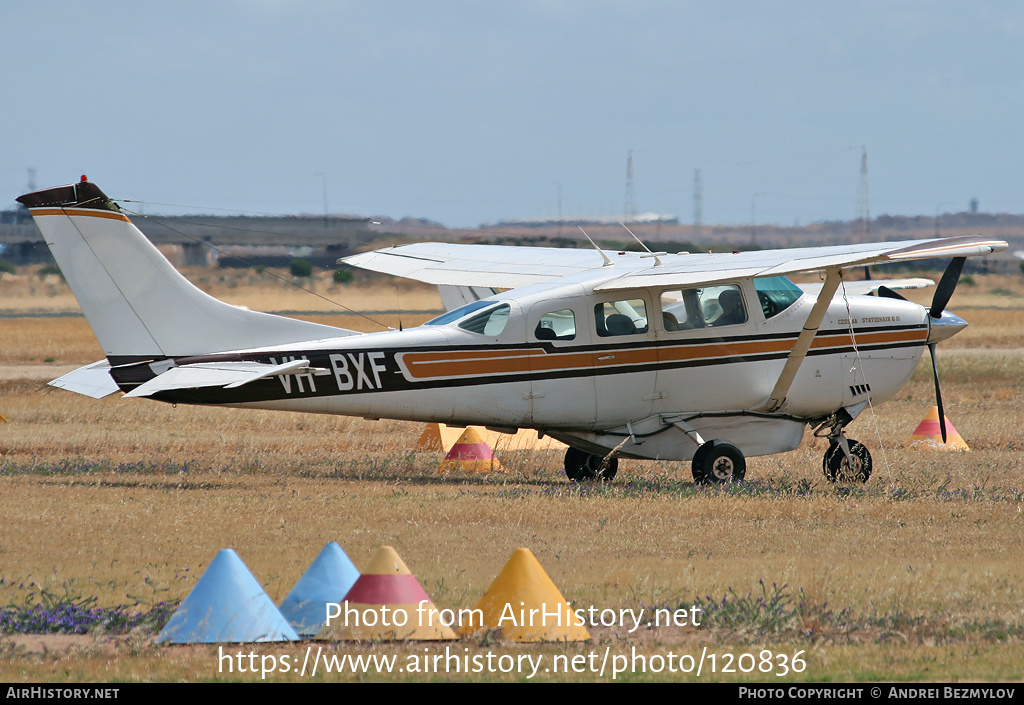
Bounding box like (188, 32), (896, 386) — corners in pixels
(691, 440), (746, 484)
(564, 447), (618, 482)
(691, 442), (711, 482)
(823, 440), (872, 483)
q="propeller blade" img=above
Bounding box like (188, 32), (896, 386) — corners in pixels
(928, 342), (947, 443)
(930, 257), (966, 318)
(877, 285), (907, 301)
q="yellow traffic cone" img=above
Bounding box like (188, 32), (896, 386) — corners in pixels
(490, 428), (565, 452)
(415, 423), (446, 451)
(418, 422), (565, 453)
(460, 548), (590, 642)
(416, 422), (471, 452)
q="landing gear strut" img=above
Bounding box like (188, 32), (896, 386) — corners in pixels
(564, 447), (618, 482)
(691, 440), (746, 484)
(815, 413), (872, 483)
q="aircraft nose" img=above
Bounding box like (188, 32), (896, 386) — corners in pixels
(927, 309), (968, 344)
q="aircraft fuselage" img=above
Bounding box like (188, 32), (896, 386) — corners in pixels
(115, 273), (930, 462)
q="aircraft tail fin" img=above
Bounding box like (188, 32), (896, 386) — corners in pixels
(17, 180), (355, 363)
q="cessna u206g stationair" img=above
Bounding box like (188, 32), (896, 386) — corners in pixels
(18, 179), (1006, 484)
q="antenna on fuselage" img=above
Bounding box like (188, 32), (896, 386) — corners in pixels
(578, 226), (615, 267)
(619, 222), (666, 266)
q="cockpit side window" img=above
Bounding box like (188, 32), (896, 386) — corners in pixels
(535, 309), (576, 340)
(706, 286), (747, 327)
(595, 299), (648, 337)
(459, 303), (511, 336)
(753, 276), (803, 319)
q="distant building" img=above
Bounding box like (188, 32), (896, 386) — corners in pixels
(489, 213), (679, 228)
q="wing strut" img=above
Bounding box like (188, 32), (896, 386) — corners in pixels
(758, 268), (843, 413)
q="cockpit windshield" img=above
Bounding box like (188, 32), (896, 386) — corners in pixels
(424, 300), (495, 326)
(753, 276), (803, 319)
(424, 300), (511, 336)
(458, 304), (510, 336)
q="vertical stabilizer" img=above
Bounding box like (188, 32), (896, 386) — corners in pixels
(17, 180), (355, 361)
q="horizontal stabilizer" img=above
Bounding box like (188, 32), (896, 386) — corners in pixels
(48, 361), (120, 399)
(124, 359), (323, 398)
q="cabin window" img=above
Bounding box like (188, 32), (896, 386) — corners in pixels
(660, 289), (702, 330)
(595, 299), (648, 337)
(660, 285), (747, 329)
(535, 309), (576, 341)
(753, 276), (803, 319)
(459, 303), (510, 336)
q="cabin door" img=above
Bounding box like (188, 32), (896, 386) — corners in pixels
(527, 293), (597, 429)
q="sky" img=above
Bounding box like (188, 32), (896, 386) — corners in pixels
(3, 1), (1024, 228)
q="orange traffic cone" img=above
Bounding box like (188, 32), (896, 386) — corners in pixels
(437, 427), (503, 473)
(906, 406), (969, 450)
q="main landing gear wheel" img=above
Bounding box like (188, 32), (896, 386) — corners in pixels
(691, 440), (746, 484)
(822, 440), (872, 483)
(564, 447), (618, 482)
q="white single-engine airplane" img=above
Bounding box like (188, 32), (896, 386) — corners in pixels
(18, 179), (1007, 484)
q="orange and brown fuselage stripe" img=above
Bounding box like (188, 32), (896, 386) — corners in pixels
(125, 323), (928, 405)
(398, 325), (928, 382)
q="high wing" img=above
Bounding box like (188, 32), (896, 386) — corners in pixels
(343, 243), (646, 288)
(343, 237), (1006, 290)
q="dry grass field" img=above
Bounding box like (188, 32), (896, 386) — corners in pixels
(1, 265), (1023, 682)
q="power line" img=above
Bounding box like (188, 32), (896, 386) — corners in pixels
(693, 169), (703, 240)
(624, 148), (637, 224)
(854, 145), (870, 239)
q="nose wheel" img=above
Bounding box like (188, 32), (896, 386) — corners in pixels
(564, 447), (618, 482)
(814, 412), (873, 483)
(822, 439), (872, 483)
(691, 440), (746, 484)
